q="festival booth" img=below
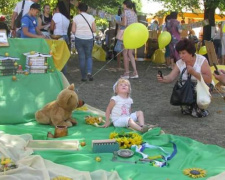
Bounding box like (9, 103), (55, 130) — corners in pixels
(1, 38), (225, 179)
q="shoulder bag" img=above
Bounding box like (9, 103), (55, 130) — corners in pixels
(80, 13), (94, 46)
(170, 68), (195, 106)
(196, 74), (211, 109)
(14, 0), (25, 29)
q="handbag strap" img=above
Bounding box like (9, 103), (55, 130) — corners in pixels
(21, 0), (26, 16)
(80, 13), (94, 40)
(179, 67), (191, 83)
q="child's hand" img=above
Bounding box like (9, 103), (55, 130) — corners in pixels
(101, 121), (111, 128)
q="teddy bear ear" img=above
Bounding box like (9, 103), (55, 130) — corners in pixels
(67, 83), (75, 90)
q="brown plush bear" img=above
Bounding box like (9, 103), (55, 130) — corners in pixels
(35, 84), (83, 127)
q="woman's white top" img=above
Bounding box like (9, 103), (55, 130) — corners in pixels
(176, 54), (206, 82)
(73, 12), (95, 39)
(110, 95), (133, 122)
(14, 0), (34, 16)
(52, 13), (69, 36)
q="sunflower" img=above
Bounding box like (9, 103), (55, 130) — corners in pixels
(183, 168), (206, 178)
(109, 132), (142, 149)
(109, 132), (118, 139)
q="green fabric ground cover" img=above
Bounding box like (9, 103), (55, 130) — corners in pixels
(0, 39), (225, 179)
(0, 111), (225, 180)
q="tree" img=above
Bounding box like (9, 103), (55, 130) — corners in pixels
(0, 0), (142, 15)
(153, 0), (225, 41)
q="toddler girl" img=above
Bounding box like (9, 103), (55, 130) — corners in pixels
(103, 78), (149, 133)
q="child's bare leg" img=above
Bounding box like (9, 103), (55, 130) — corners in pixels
(136, 111), (144, 126)
(128, 118), (142, 131)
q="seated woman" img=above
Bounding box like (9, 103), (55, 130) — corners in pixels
(157, 38), (212, 118)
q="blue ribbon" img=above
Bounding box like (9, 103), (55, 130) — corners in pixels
(132, 141), (177, 167)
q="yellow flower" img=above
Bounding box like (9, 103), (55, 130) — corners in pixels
(75, 106), (88, 111)
(85, 116), (105, 126)
(183, 168), (206, 178)
(1, 158), (11, 165)
(109, 131), (142, 148)
(109, 132), (118, 139)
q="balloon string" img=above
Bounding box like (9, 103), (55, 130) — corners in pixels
(75, 49), (124, 92)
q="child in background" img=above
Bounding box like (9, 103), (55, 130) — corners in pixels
(102, 78), (149, 133)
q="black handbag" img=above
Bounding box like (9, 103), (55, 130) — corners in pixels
(170, 68), (195, 106)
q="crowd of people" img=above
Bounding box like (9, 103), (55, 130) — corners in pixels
(6, 0), (95, 79)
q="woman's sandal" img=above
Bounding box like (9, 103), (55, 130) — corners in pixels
(130, 71), (139, 79)
(120, 72), (129, 79)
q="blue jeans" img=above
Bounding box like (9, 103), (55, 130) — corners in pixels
(75, 37), (94, 79)
(61, 35), (69, 74)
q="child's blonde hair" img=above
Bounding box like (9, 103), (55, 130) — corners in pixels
(113, 78), (131, 96)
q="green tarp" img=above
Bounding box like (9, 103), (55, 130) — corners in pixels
(0, 116), (225, 180)
(0, 39), (225, 179)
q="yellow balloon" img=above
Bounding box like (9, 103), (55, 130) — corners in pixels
(223, 24), (225, 33)
(199, 46), (207, 55)
(123, 23), (149, 49)
(158, 31), (171, 49)
(210, 65), (225, 85)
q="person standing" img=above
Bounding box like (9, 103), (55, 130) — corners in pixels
(21, 3), (45, 38)
(120, 0), (138, 79)
(71, 2), (96, 81)
(38, 4), (52, 37)
(50, 1), (70, 74)
(11, 0), (39, 37)
(221, 21), (225, 65)
(212, 23), (222, 63)
(162, 15), (171, 68)
(166, 12), (182, 67)
(114, 7), (124, 70)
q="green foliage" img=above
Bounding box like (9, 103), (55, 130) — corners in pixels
(0, 0), (18, 15)
(0, 0), (58, 16)
(0, 0), (142, 31)
(153, 0), (225, 13)
(153, 0), (200, 13)
(95, 16), (109, 30)
(0, 0), (142, 18)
